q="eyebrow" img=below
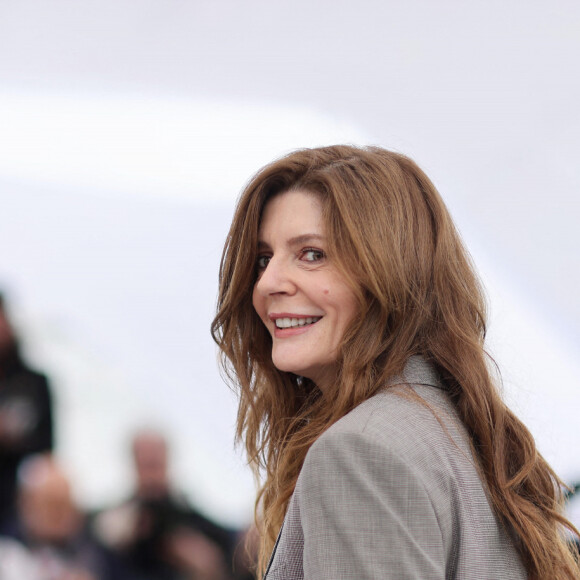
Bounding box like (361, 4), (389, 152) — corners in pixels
(257, 234), (325, 250)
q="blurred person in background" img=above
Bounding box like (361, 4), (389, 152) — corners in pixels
(0, 292), (54, 528)
(92, 427), (233, 580)
(0, 453), (125, 580)
(230, 524), (258, 580)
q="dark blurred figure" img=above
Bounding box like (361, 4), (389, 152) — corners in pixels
(230, 525), (258, 580)
(0, 293), (54, 527)
(0, 453), (126, 580)
(92, 428), (234, 580)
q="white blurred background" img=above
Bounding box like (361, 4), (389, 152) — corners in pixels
(0, 0), (579, 528)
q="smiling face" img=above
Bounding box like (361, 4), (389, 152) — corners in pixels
(252, 189), (358, 392)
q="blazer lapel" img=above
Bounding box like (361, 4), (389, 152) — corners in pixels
(263, 521), (284, 579)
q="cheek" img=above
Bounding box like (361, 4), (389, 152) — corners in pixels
(334, 290), (359, 329)
(252, 286), (265, 321)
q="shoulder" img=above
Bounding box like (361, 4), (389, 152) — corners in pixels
(309, 382), (467, 471)
(20, 367), (49, 383)
(286, 358), (527, 579)
(7, 365), (49, 386)
(299, 376), (477, 525)
(20, 370), (52, 401)
(290, 382), (455, 578)
(0, 367), (51, 401)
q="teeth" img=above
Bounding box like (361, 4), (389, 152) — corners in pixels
(275, 317), (320, 329)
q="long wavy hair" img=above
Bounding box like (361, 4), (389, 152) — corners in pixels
(211, 145), (579, 578)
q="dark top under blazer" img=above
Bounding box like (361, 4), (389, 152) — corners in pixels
(264, 357), (526, 579)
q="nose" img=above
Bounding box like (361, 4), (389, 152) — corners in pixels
(254, 256), (296, 297)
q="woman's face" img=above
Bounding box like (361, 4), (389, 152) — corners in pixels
(252, 189), (358, 392)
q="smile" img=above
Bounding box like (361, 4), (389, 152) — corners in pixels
(274, 317), (321, 329)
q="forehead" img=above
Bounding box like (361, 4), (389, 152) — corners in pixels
(258, 189), (324, 238)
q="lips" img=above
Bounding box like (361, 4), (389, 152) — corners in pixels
(274, 316), (322, 329)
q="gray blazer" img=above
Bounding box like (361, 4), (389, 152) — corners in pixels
(264, 357), (526, 579)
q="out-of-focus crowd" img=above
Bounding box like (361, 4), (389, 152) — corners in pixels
(0, 294), (257, 580)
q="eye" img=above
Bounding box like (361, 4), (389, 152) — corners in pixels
(256, 255), (271, 270)
(300, 248), (325, 262)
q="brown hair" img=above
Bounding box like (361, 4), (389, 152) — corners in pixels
(211, 145), (579, 578)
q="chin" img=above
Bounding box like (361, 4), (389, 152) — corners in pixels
(272, 355), (308, 377)
(273, 360), (302, 375)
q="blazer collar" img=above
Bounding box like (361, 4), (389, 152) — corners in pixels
(387, 355), (445, 391)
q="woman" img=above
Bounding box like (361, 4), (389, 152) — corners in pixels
(211, 146), (579, 579)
